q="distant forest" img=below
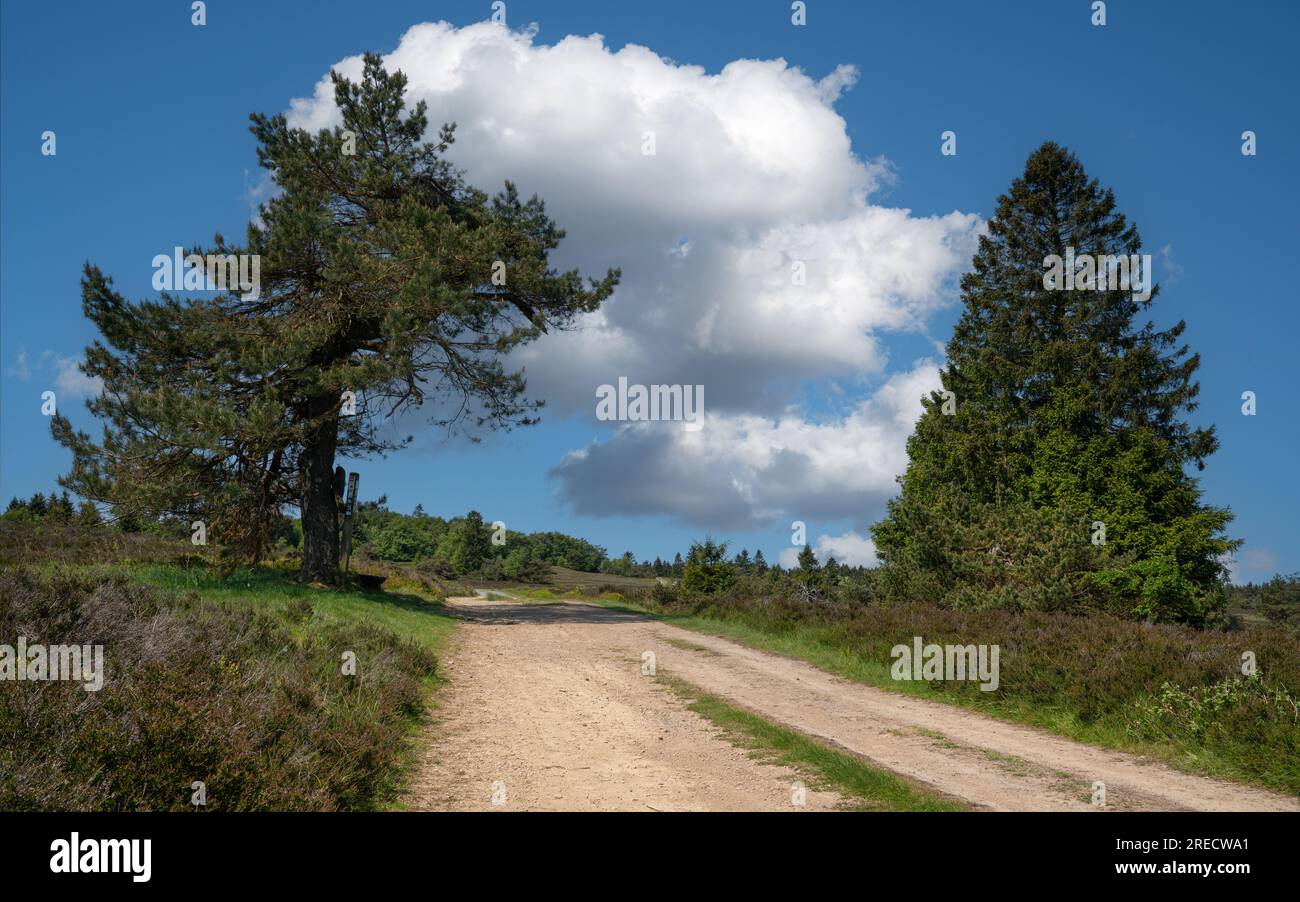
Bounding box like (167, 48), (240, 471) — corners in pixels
(5, 491), (1296, 626)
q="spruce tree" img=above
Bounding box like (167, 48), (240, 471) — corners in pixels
(797, 543), (819, 572)
(75, 500), (103, 527)
(53, 55), (617, 582)
(873, 142), (1235, 623)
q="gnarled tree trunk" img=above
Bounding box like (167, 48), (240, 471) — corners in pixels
(299, 397), (340, 583)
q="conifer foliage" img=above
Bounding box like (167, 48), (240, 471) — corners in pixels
(873, 143), (1235, 623)
(53, 55), (618, 582)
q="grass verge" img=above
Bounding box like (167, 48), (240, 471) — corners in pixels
(128, 562), (460, 811)
(1, 559), (459, 811)
(568, 595), (1300, 797)
(660, 676), (966, 811)
(129, 561), (457, 655)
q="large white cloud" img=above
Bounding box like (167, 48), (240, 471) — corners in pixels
(550, 360), (942, 530)
(288, 21), (980, 529)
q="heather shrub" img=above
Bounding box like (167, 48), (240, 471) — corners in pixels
(0, 520), (197, 567)
(1128, 676), (1299, 788)
(632, 580), (1300, 791)
(0, 566), (436, 810)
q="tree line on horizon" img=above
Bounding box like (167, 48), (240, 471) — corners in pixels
(4, 490), (1295, 625)
(347, 502), (862, 583)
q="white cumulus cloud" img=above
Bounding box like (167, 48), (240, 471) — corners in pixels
(289, 21), (979, 530)
(551, 360), (942, 530)
(779, 530), (879, 569)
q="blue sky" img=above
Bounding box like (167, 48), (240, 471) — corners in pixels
(1, 0), (1296, 580)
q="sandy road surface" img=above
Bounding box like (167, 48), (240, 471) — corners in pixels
(405, 596), (847, 811)
(405, 596), (1300, 812)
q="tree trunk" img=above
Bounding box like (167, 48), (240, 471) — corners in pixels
(300, 398), (340, 583)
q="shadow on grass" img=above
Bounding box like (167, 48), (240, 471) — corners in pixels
(128, 562), (451, 621)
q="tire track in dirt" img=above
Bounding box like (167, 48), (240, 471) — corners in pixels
(405, 596), (1300, 812)
(404, 596), (848, 811)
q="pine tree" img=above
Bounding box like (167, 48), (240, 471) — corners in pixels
(752, 549), (768, 573)
(1259, 573), (1300, 625)
(76, 500), (103, 527)
(873, 142), (1235, 623)
(52, 55), (617, 582)
(797, 543), (819, 572)
(681, 538), (735, 595)
(48, 491), (75, 524)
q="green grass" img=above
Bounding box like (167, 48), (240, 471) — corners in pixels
(546, 594), (1300, 796)
(128, 562), (458, 656)
(661, 677), (966, 811)
(545, 566), (659, 592)
(121, 562), (460, 810)
(510, 585), (627, 604)
(457, 565), (658, 595)
(2, 561), (450, 810)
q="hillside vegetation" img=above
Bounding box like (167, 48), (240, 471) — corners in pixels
(0, 522), (455, 811)
(594, 567), (1300, 795)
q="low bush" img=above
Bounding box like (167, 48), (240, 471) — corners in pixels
(632, 580), (1300, 793)
(1128, 675), (1299, 785)
(0, 521), (197, 568)
(0, 566), (436, 810)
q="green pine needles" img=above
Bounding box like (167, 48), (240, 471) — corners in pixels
(873, 142), (1236, 624)
(53, 55), (618, 582)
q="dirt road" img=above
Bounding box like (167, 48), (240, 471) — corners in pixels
(405, 595), (1300, 812)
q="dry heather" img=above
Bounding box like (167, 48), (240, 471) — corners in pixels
(639, 587), (1300, 793)
(0, 566), (436, 810)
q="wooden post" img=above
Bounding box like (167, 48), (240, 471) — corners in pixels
(333, 466), (346, 510)
(341, 472), (359, 576)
